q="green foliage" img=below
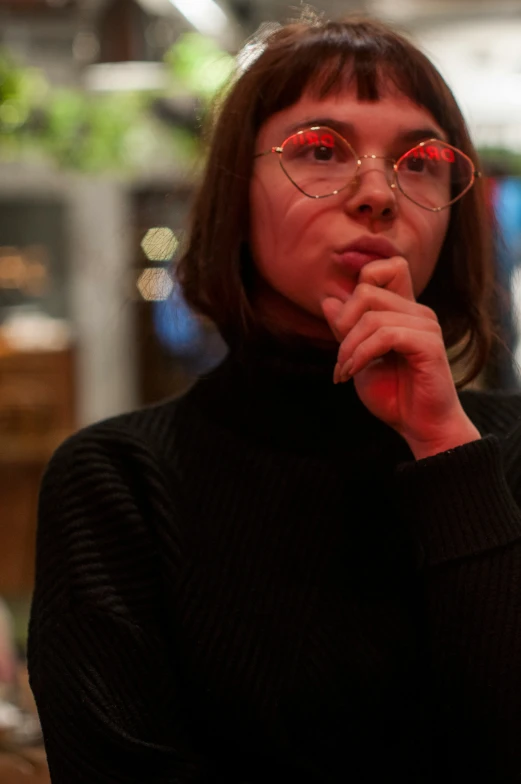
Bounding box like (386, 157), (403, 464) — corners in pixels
(0, 32), (232, 173)
(42, 90), (147, 171)
(164, 33), (235, 100)
(0, 50), (48, 132)
(478, 146), (521, 177)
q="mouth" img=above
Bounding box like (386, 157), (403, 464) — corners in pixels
(333, 237), (400, 274)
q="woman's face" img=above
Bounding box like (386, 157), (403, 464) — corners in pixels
(250, 83), (451, 341)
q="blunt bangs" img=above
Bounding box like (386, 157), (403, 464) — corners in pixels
(245, 21), (463, 150)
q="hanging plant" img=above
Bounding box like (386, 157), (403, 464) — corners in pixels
(0, 49), (48, 149)
(0, 31), (233, 173)
(164, 32), (235, 105)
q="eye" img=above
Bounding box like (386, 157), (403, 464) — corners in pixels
(404, 155), (425, 173)
(283, 129), (350, 164)
(313, 144), (334, 162)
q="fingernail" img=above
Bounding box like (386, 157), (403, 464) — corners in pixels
(333, 362), (341, 384)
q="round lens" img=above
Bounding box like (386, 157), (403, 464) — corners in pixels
(396, 141), (474, 210)
(280, 127), (358, 198)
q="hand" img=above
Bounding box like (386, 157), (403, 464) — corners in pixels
(322, 256), (480, 459)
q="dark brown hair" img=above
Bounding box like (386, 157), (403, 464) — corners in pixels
(176, 14), (497, 387)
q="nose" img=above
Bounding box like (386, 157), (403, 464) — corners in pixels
(344, 157), (397, 221)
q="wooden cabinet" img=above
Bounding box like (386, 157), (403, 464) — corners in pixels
(0, 348), (76, 596)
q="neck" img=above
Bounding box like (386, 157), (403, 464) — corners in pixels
(185, 336), (410, 462)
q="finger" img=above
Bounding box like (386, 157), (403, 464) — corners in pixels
(321, 297), (344, 341)
(339, 326), (445, 381)
(336, 311), (442, 367)
(332, 283), (437, 338)
(358, 256), (415, 300)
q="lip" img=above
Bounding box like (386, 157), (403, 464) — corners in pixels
(333, 236), (400, 274)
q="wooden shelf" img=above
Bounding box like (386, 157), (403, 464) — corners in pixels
(0, 347), (76, 595)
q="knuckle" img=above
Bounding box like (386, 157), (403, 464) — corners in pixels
(418, 304), (438, 322)
(424, 317), (443, 336)
(380, 325), (395, 339)
(360, 310), (379, 329)
(355, 282), (372, 299)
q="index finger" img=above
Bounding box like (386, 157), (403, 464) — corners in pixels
(357, 256), (415, 302)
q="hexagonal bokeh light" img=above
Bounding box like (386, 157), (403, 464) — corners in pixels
(137, 267), (174, 302)
(141, 227), (178, 262)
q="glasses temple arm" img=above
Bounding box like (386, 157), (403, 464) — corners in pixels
(254, 146), (284, 159)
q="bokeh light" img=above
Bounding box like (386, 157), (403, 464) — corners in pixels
(140, 227), (179, 262)
(137, 267), (175, 301)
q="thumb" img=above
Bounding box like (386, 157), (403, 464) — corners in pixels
(321, 297), (344, 339)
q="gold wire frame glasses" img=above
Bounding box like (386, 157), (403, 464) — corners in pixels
(254, 125), (481, 212)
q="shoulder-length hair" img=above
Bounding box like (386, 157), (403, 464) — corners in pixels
(176, 14), (496, 387)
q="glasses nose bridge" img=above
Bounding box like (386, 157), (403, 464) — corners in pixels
(357, 154), (397, 186)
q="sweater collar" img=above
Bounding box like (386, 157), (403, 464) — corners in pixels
(183, 336), (410, 461)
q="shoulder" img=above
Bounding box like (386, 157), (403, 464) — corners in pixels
(61, 395), (181, 453)
(37, 398), (186, 612)
(40, 397), (188, 545)
(46, 397), (181, 483)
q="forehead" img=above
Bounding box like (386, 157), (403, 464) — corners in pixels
(258, 83), (444, 145)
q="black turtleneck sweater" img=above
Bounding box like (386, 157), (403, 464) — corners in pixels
(28, 343), (521, 783)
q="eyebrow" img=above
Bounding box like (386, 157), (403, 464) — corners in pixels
(281, 117), (447, 145)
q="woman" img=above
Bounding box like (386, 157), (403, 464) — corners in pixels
(28, 13), (521, 783)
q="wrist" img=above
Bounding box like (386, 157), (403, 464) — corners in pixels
(406, 419), (481, 461)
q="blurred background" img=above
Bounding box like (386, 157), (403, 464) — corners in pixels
(0, 0), (521, 777)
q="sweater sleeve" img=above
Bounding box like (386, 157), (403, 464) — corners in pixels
(394, 432), (521, 780)
(27, 427), (209, 784)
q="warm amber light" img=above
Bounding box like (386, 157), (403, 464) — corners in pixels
(137, 268), (174, 302)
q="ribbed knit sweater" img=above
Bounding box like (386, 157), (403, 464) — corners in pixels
(28, 341), (521, 783)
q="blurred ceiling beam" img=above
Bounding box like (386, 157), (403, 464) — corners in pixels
(79, 0), (241, 49)
(97, 0), (148, 63)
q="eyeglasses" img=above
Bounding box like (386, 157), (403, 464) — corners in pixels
(254, 125), (481, 212)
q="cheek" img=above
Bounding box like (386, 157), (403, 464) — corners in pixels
(249, 177), (288, 272)
(410, 210), (450, 294)
(249, 176), (320, 273)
